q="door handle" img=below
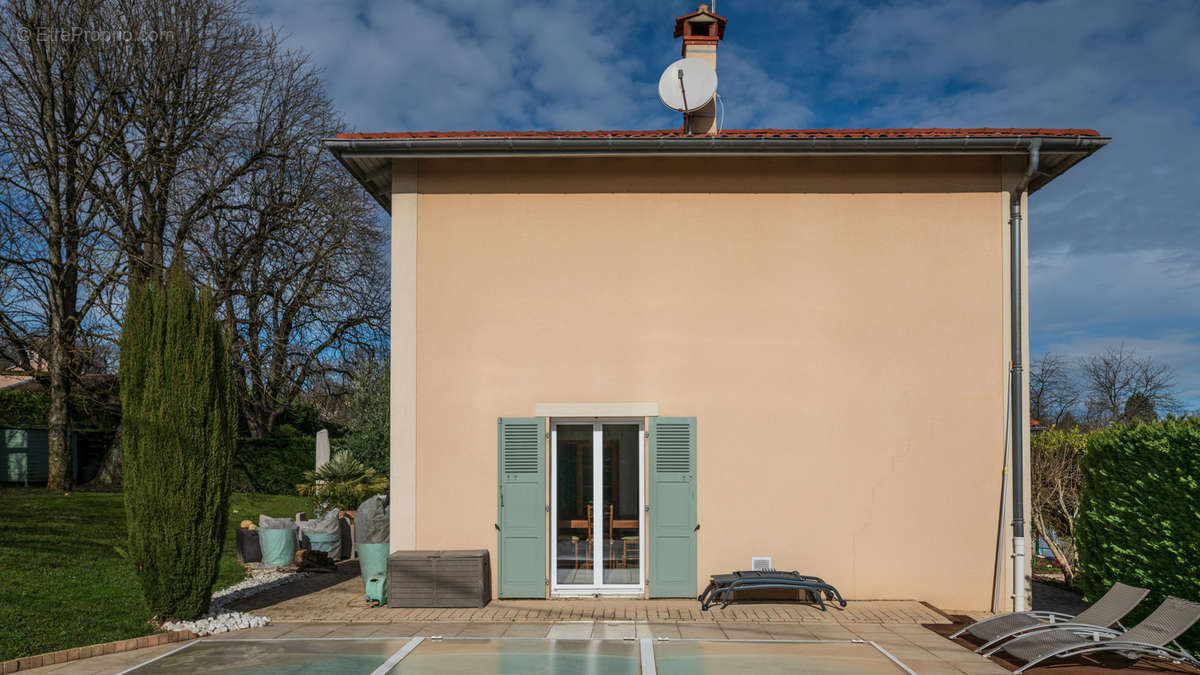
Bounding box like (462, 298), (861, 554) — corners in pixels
(693, 524), (700, 532)
(494, 523), (500, 531)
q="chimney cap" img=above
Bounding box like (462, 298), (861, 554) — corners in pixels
(674, 4), (726, 40)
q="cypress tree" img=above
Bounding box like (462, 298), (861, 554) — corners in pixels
(119, 264), (236, 619)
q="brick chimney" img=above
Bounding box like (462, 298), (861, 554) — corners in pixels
(674, 4), (726, 134)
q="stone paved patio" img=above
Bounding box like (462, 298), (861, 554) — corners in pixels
(224, 563), (952, 625)
(22, 563), (1010, 674)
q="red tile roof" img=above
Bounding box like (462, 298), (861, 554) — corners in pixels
(335, 127), (1101, 141)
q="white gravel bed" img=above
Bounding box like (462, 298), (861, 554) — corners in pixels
(161, 567), (308, 635)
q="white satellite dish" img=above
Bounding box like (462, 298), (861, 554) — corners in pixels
(657, 58), (718, 113)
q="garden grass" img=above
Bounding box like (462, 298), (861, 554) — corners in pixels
(0, 487), (309, 661)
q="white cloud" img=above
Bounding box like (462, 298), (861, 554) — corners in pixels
(249, 0), (814, 132)
(250, 0), (669, 132)
(1032, 247), (1200, 406)
(716, 48), (813, 129)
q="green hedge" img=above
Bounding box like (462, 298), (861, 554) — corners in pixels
(1076, 418), (1200, 648)
(0, 389), (120, 430)
(231, 437), (314, 495)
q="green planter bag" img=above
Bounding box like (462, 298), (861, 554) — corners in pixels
(259, 515), (297, 566)
(300, 510), (344, 559)
(356, 495), (389, 606)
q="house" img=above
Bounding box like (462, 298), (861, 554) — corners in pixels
(325, 5), (1107, 610)
(0, 374), (118, 485)
(0, 344), (38, 390)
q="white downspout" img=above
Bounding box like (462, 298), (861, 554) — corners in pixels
(1010, 138), (1041, 612)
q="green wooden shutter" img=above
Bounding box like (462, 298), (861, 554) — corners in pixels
(649, 416), (697, 598)
(497, 417), (546, 598)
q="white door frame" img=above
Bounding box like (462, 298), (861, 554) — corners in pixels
(549, 417), (645, 596)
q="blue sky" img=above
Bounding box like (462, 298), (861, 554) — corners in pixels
(251, 0), (1200, 408)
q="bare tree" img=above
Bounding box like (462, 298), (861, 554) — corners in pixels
(187, 69), (388, 436)
(0, 0), (126, 489)
(1030, 352), (1079, 427)
(3, 0), (387, 486)
(1080, 344), (1181, 427)
(89, 0), (283, 284)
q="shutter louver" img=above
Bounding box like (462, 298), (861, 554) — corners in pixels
(654, 422), (693, 473)
(502, 424), (540, 474)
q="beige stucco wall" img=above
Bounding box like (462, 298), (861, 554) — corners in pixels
(392, 155), (1027, 611)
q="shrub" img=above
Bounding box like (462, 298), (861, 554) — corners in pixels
(0, 389), (120, 430)
(120, 266), (236, 620)
(297, 450), (387, 513)
(1076, 418), (1200, 647)
(1030, 427), (1087, 584)
(333, 359), (388, 475)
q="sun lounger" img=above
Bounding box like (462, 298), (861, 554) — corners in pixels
(950, 581), (1148, 653)
(698, 569), (846, 611)
(988, 595), (1200, 673)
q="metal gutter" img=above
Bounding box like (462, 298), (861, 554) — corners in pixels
(324, 134), (1107, 158)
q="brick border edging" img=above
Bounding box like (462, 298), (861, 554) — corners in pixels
(1, 630), (198, 673)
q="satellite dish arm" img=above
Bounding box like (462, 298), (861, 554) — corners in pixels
(677, 69), (690, 133)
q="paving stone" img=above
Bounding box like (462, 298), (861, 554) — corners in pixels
(953, 659), (1009, 673)
(502, 623), (553, 637)
(591, 623), (636, 639)
(455, 623), (509, 637)
(547, 623), (596, 639)
(367, 623), (425, 637)
(416, 622), (470, 637)
(278, 623), (346, 638)
(323, 623), (388, 637)
(763, 624), (820, 639)
(677, 623), (727, 639)
(897, 658), (967, 674)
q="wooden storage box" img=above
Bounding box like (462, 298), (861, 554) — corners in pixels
(387, 549), (491, 607)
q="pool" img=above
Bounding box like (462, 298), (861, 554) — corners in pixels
(120, 638), (916, 674)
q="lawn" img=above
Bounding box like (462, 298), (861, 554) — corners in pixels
(0, 487), (309, 661)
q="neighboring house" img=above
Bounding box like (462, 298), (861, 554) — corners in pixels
(0, 374), (33, 390)
(0, 374), (118, 485)
(0, 346), (36, 390)
(326, 6), (1107, 610)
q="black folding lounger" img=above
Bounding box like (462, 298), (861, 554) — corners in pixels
(699, 570), (847, 611)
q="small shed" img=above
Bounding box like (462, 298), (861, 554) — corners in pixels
(1, 427), (78, 485)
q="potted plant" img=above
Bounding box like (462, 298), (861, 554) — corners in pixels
(297, 451), (389, 515)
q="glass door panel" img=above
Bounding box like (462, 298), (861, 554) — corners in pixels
(552, 420), (643, 592)
(554, 425), (593, 585)
(602, 424), (641, 585)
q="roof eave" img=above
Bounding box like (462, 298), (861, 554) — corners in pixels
(325, 134), (1110, 212)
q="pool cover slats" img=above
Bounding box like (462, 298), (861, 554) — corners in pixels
(370, 637), (424, 675)
(123, 637), (913, 674)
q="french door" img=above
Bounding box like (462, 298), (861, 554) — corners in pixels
(550, 419), (644, 595)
